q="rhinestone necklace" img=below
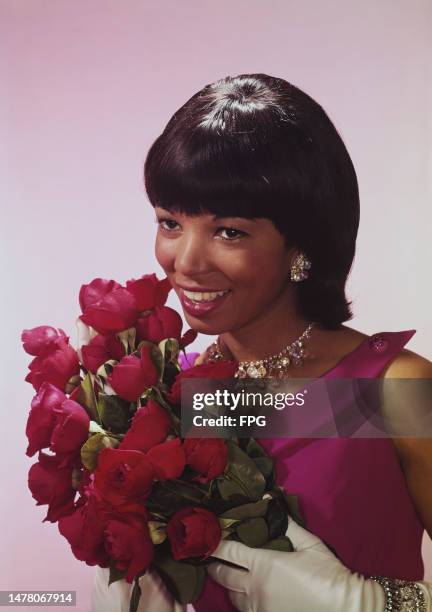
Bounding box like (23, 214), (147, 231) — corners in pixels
(206, 322), (315, 378)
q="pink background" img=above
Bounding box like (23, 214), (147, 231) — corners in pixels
(2, 1), (431, 609)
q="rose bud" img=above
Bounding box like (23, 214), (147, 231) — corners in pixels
(21, 325), (68, 357)
(179, 328), (198, 350)
(105, 517), (154, 583)
(147, 438), (185, 480)
(120, 400), (171, 452)
(58, 486), (111, 567)
(93, 448), (154, 513)
(80, 284), (138, 335)
(28, 452), (77, 522)
(167, 506), (221, 561)
(81, 333), (125, 374)
(168, 361), (237, 404)
(136, 306), (183, 344)
(24, 337), (80, 393)
(125, 274), (171, 311)
(183, 439), (228, 483)
(108, 344), (159, 402)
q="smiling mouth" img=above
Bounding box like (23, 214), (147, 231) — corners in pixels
(182, 289), (230, 303)
(179, 288), (231, 317)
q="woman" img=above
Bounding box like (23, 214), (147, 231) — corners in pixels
(92, 73), (432, 611)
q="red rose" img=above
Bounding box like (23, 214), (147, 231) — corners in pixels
(80, 279), (138, 335)
(183, 439), (228, 483)
(120, 400), (171, 452)
(93, 448), (154, 513)
(79, 278), (121, 312)
(28, 452), (77, 522)
(50, 398), (91, 455)
(166, 506), (221, 561)
(168, 361), (238, 404)
(108, 345), (159, 402)
(24, 336), (80, 393)
(81, 333), (125, 374)
(105, 516), (154, 583)
(147, 438), (185, 480)
(58, 486), (111, 567)
(21, 325), (68, 357)
(26, 382), (89, 457)
(136, 306), (183, 344)
(125, 273), (171, 311)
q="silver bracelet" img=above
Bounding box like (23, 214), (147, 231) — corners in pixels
(370, 576), (427, 612)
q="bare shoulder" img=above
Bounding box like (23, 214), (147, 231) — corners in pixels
(381, 348), (432, 462)
(382, 348), (432, 379)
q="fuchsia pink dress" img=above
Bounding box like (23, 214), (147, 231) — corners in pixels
(192, 330), (425, 612)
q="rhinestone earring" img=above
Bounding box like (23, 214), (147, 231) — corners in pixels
(290, 253), (312, 282)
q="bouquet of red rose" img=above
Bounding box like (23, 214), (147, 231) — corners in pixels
(22, 274), (300, 610)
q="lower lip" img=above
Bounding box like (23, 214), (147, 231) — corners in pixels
(180, 290), (231, 318)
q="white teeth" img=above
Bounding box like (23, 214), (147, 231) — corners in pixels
(183, 289), (229, 302)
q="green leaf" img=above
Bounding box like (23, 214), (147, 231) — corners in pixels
(218, 441), (266, 503)
(236, 517), (269, 547)
(96, 359), (118, 380)
(220, 498), (269, 521)
(262, 535), (294, 552)
(265, 496), (289, 540)
(148, 520), (167, 545)
(153, 555), (206, 604)
(80, 432), (119, 471)
(159, 338), (180, 365)
(216, 478), (251, 507)
(245, 438), (269, 460)
(116, 327), (137, 354)
(97, 394), (130, 433)
(108, 563), (127, 585)
(146, 480), (207, 516)
(219, 518), (240, 530)
(73, 373), (99, 421)
(150, 344), (165, 379)
(244, 438), (274, 479)
(253, 456), (274, 479)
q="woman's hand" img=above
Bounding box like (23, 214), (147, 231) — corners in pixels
(91, 566), (187, 612)
(207, 518), (392, 612)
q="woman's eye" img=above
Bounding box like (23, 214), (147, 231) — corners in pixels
(157, 218), (179, 231)
(217, 227), (247, 241)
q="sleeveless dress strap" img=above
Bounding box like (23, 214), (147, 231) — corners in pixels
(325, 330), (416, 379)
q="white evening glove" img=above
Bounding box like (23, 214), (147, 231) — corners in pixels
(207, 518), (432, 612)
(91, 566), (188, 612)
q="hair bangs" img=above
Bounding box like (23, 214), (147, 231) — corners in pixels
(144, 124), (289, 220)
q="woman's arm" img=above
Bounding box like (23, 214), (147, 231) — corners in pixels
(383, 350), (432, 539)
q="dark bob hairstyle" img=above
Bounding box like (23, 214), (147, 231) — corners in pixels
(144, 73), (360, 329)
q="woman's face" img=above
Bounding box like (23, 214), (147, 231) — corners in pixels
(154, 206), (294, 335)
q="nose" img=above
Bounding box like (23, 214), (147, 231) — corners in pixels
(174, 231), (212, 277)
